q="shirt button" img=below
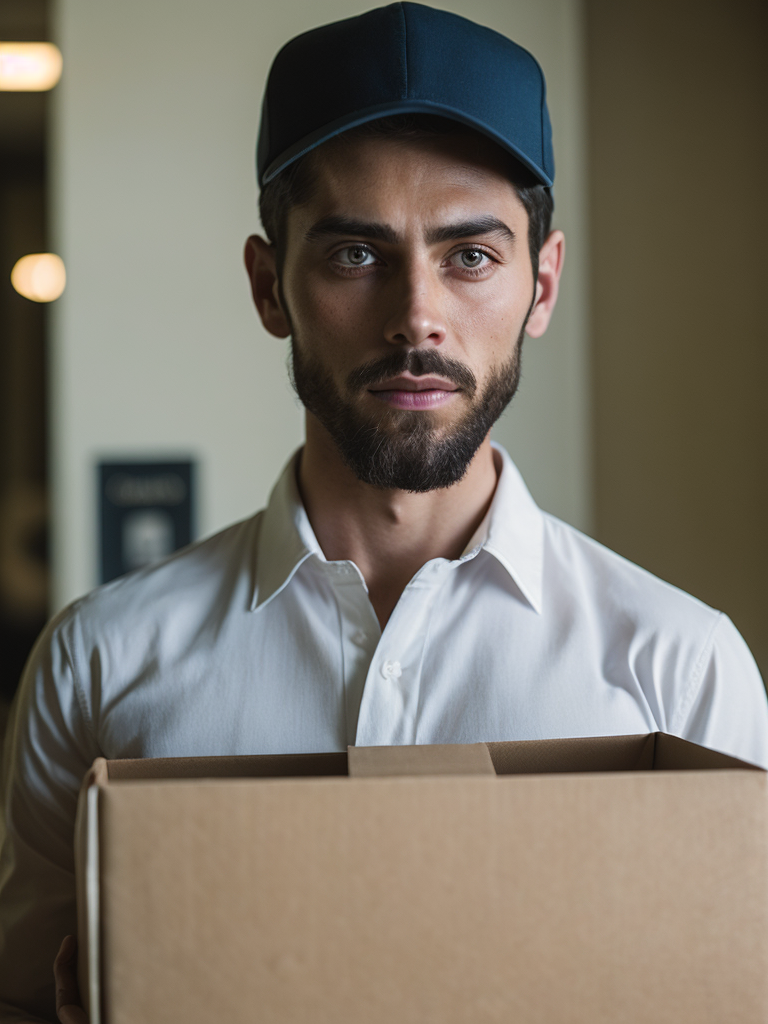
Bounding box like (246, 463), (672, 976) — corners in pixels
(381, 660), (402, 680)
(353, 630), (367, 645)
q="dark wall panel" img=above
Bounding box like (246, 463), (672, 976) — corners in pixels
(586, 0), (768, 676)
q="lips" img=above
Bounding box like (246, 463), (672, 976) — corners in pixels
(368, 375), (461, 410)
(368, 375), (460, 394)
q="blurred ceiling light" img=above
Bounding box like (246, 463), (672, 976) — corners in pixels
(11, 254), (67, 302)
(0, 43), (63, 91)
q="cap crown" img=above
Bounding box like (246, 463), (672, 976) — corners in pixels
(258, 2), (554, 188)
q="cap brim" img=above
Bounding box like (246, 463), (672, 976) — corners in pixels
(260, 99), (554, 188)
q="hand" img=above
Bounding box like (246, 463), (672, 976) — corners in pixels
(54, 935), (89, 1024)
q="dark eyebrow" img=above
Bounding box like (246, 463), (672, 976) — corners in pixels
(425, 216), (515, 245)
(304, 216), (401, 245)
(304, 213), (515, 246)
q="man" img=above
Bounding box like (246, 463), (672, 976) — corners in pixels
(2, 3), (768, 1020)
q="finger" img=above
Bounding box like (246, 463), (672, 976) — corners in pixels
(54, 935), (80, 1011)
(54, 933), (76, 963)
(58, 1006), (90, 1024)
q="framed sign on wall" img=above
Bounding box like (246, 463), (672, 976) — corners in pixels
(98, 460), (195, 584)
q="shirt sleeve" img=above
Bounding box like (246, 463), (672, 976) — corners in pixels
(0, 605), (98, 1023)
(673, 613), (768, 769)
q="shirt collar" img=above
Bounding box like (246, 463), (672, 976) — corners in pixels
(251, 442), (544, 614)
(461, 442), (544, 613)
(251, 449), (321, 611)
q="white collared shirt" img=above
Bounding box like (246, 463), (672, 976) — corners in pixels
(2, 443), (767, 1018)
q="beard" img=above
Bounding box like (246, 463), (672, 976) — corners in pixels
(289, 327), (525, 493)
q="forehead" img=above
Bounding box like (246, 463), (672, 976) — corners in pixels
(287, 131), (529, 237)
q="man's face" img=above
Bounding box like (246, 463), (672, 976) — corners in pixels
(276, 131), (539, 491)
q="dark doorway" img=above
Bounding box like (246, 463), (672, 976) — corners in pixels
(0, 0), (51, 710)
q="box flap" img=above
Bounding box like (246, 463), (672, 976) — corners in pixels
(348, 743), (496, 777)
(75, 759), (106, 1024)
(654, 733), (761, 771)
(98, 734), (761, 787)
(106, 751), (348, 781)
(487, 733), (656, 774)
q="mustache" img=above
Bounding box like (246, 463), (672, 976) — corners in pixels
(346, 349), (477, 397)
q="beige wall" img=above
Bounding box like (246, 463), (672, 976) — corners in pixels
(586, 0), (768, 676)
(49, 0), (590, 610)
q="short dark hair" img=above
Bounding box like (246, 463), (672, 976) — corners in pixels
(259, 114), (554, 281)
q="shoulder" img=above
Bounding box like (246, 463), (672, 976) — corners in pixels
(50, 512), (264, 663)
(539, 513), (768, 760)
(541, 512), (721, 640)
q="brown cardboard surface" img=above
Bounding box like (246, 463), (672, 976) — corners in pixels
(348, 741), (496, 776)
(76, 734), (768, 1023)
(105, 750), (348, 781)
(487, 731), (760, 774)
(74, 758), (108, 1018)
(487, 732), (657, 773)
(653, 731), (754, 771)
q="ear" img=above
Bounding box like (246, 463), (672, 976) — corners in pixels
(525, 229), (565, 339)
(244, 235), (291, 339)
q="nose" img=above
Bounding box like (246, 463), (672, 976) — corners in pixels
(382, 261), (447, 348)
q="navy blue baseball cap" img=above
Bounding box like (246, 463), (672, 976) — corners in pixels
(257, 2), (554, 189)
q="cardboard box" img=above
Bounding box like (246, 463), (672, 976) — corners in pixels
(75, 734), (768, 1023)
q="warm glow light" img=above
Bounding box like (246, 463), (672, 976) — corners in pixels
(11, 253), (67, 302)
(0, 43), (63, 91)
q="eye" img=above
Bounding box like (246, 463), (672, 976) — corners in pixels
(449, 248), (494, 271)
(333, 245), (378, 267)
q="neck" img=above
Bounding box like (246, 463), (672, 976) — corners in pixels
(297, 415), (499, 629)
